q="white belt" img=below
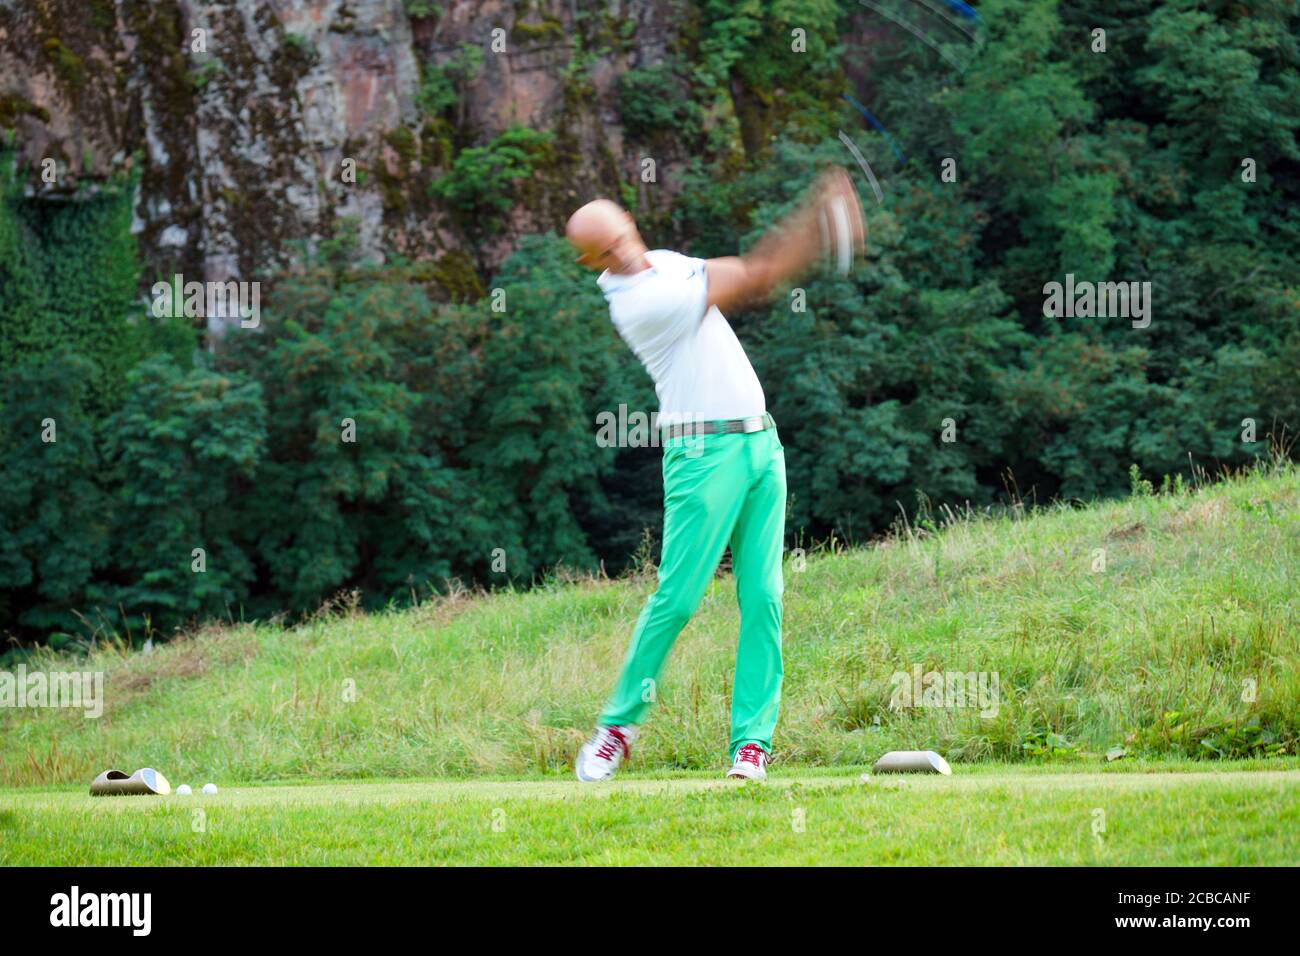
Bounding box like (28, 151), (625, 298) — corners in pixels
(660, 413), (774, 440)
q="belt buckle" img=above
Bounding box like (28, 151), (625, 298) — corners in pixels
(741, 416), (764, 434)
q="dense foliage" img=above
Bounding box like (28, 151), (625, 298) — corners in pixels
(1, 0), (1296, 648)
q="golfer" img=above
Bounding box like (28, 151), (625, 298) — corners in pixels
(567, 168), (865, 782)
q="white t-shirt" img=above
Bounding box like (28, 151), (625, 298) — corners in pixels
(597, 249), (766, 428)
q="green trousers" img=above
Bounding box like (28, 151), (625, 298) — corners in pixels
(600, 421), (787, 760)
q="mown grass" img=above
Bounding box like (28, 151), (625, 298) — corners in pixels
(2, 464), (1297, 786)
(1, 761), (1296, 865)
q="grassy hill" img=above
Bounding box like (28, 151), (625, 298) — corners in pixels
(3, 464), (1297, 787)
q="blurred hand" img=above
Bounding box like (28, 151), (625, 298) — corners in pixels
(813, 166), (866, 259)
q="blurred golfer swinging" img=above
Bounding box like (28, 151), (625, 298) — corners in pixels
(566, 168), (864, 781)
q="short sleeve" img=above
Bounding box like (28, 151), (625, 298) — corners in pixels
(609, 253), (708, 355)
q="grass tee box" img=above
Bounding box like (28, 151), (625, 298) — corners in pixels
(1, 762), (1296, 866)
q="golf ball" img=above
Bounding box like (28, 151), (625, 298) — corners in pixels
(176, 784), (192, 796)
(202, 783), (218, 795)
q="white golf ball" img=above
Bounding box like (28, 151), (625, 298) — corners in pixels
(202, 783), (218, 795)
(176, 784), (192, 796)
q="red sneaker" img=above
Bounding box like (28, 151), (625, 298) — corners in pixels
(575, 725), (636, 782)
(727, 743), (769, 781)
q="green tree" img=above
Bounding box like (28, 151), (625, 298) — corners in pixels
(218, 255), (490, 611)
(91, 357), (265, 635)
(429, 127), (554, 239)
(462, 235), (629, 579)
(0, 354), (109, 634)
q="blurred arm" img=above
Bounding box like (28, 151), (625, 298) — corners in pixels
(704, 167), (863, 315)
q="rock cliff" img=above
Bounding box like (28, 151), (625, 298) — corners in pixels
(0, 0), (692, 329)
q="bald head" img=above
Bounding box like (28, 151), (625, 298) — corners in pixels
(566, 199), (648, 273)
